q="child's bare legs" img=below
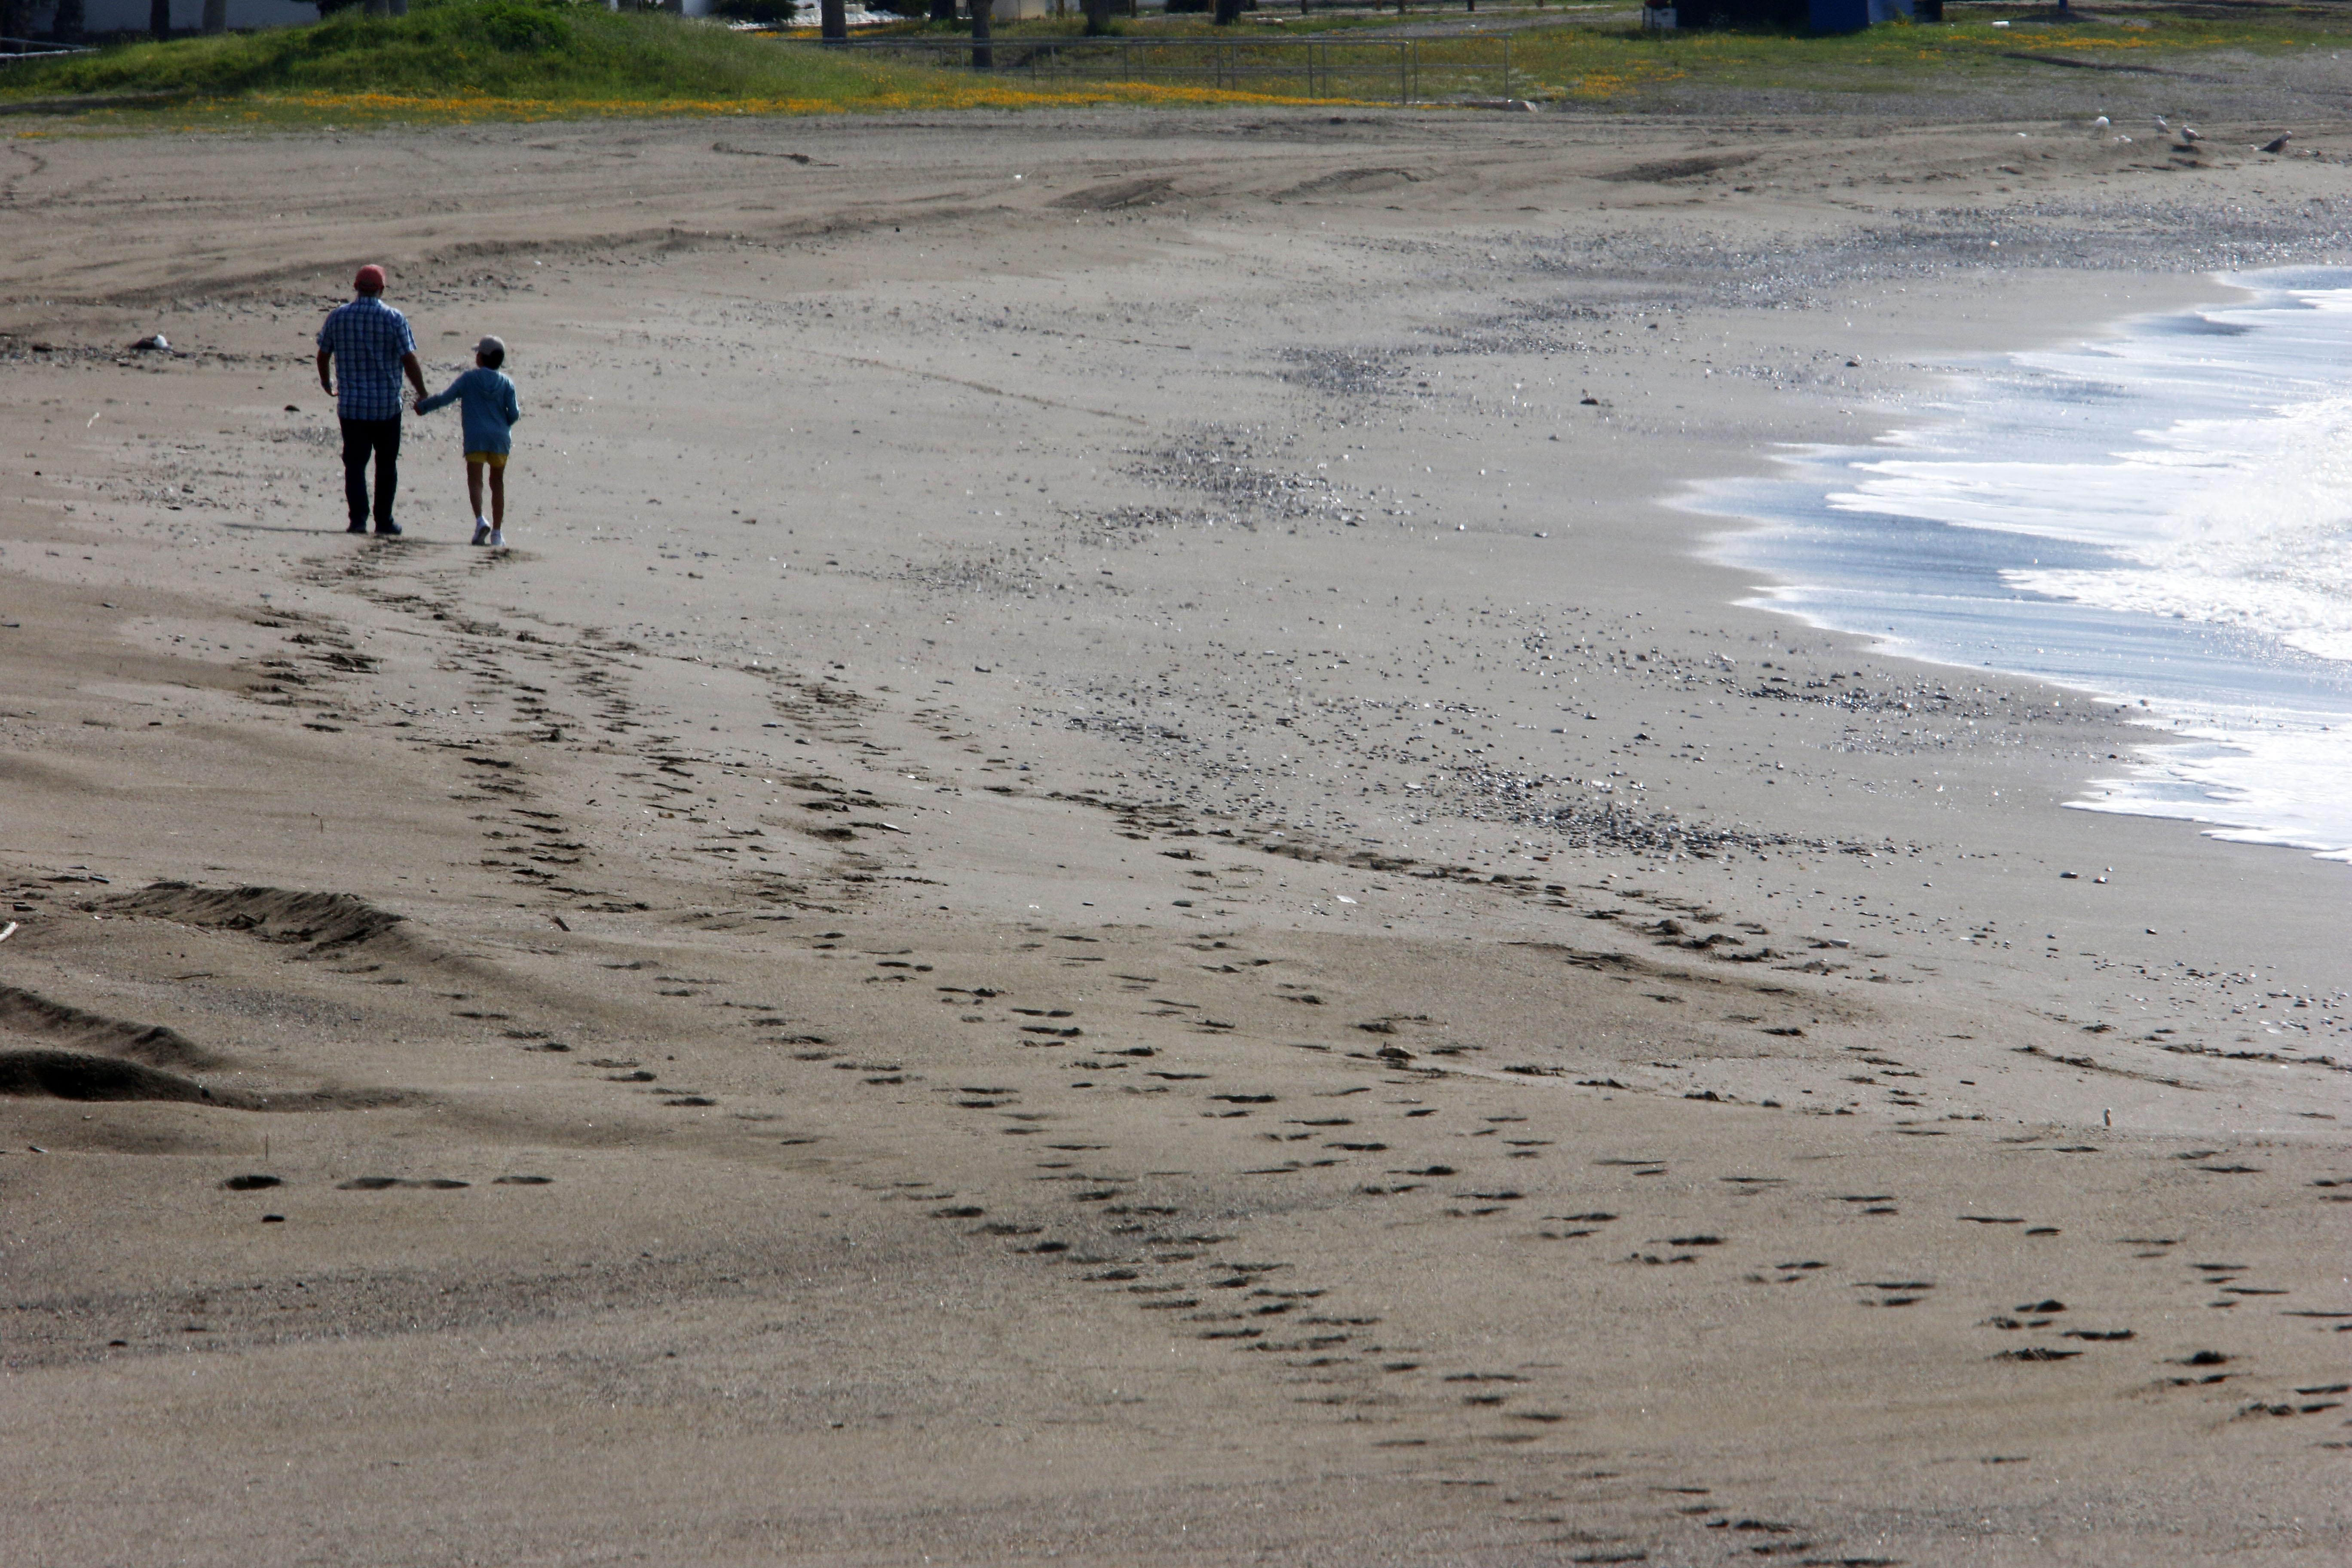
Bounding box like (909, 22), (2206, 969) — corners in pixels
(466, 460), (487, 523)
(486, 464), (505, 530)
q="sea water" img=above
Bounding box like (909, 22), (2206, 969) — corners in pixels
(1694, 267), (2352, 863)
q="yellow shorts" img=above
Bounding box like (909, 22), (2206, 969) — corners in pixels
(465, 452), (509, 469)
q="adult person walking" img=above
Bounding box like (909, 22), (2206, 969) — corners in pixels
(316, 264), (427, 536)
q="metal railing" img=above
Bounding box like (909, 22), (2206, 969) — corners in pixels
(1, 36), (97, 62)
(776, 33), (1515, 104)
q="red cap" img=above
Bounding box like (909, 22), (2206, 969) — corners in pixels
(354, 264), (386, 294)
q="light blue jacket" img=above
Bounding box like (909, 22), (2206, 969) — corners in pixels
(418, 367), (521, 456)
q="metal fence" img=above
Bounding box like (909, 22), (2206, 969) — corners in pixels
(1, 36), (97, 62)
(778, 34), (1516, 104)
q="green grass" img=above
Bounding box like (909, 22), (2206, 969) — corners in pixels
(821, 5), (2352, 110)
(1, 0), (905, 104)
(1516, 9), (2338, 86)
(4, 0), (2344, 122)
(821, 11), (1423, 39)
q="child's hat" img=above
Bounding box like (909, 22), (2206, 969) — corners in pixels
(476, 335), (506, 358)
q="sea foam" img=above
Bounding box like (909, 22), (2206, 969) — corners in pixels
(1694, 268), (2352, 863)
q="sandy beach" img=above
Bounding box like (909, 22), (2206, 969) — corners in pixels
(3, 101), (2349, 1564)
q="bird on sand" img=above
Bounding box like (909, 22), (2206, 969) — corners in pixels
(2180, 126), (2203, 143)
(2259, 133), (2291, 154)
(2092, 115), (2110, 129)
(2153, 114), (2169, 131)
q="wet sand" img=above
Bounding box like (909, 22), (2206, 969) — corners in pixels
(3, 108), (2349, 1564)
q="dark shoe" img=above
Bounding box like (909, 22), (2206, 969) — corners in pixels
(373, 521), (402, 536)
(347, 523), (368, 533)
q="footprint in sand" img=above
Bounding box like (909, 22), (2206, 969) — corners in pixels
(1856, 1279), (1933, 1308)
(338, 1176), (470, 1190)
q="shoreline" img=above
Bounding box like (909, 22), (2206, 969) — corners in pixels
(3, 108), (2349, 1565)
(1689, 265), (2352, 865)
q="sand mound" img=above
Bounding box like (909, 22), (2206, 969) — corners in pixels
(0, 1046), (407, 1111)
(0, 981), (407, 1112)
(1050, 176), (1174, 211)
(104, 882), (407, 954)
(0, 1047), (219, 1103)
(1599, 151), (1758, 184)
(1277, 166), (1423, 199)
(0, 983), (216, 1069)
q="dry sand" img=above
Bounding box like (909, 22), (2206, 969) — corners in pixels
(3, 106), (2349, 1565)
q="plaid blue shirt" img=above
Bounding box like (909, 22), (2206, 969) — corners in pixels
(317, 296), (417, 421)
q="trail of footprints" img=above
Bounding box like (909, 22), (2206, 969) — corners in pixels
(228, 548), (2349, 1547)
(561, 927), (1873, 1555)
(284, 542), (907, 927)
(466, 915), (2352, 1559)
(148, 879), (2352, 1556)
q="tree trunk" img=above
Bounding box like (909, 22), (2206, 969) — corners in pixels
(968, 0), (989, 70)
(1082, 0), (1109, 35)
(53, 0), (85, 41)
(202, 0), (226, 32)
(930, 0), (954, 19)
(821, 0), (845, 40)
(1213, 0), (1240, 21)
(150, 0), (172, 38)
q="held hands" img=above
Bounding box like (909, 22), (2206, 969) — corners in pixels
(413, 397), (427, 416)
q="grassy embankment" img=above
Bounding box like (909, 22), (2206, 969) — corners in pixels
(1499, 4), (2351, 106)
(0, 0), (1380, 122)
(764, 3), (2352, 114)
(2, 0), (2344, 124)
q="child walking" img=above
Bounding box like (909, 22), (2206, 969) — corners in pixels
(414, 335), (523, 546)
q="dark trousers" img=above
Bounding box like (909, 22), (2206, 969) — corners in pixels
(339, 416), (401, 528)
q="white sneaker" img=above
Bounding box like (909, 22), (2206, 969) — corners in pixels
(488, 529), (505, 549)
(471, 518), (491, 546)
